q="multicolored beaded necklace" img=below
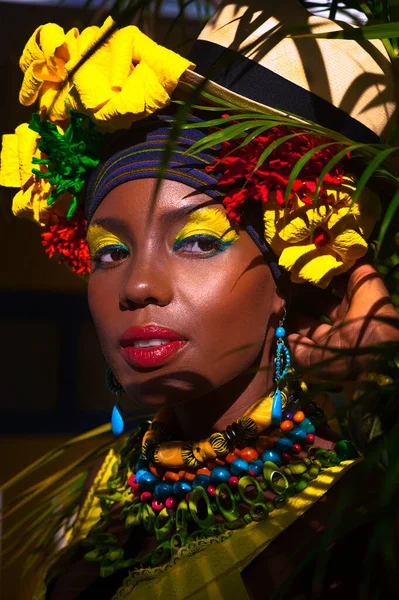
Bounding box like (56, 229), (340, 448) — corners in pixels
(82, 382), (358, 578)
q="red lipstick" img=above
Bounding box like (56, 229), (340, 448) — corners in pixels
(120, 325), (187, 369)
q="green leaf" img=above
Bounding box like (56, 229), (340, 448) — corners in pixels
(350, 146), (399, 209)
(284, 141), (342, 205)
(288, 21), (399, 40)
(377, 189), (399, 253)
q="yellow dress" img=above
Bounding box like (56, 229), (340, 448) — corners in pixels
(32, 448), (358, 600)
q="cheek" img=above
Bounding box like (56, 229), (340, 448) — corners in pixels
(177, 249), (275, 369)
(88, 274), (119, 359)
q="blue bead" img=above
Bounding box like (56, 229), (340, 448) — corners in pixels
(192, 474), (211, 489)
(135, 456), (148, 472)
(230, 459), (249, 477)
(210, 467), (231, 484)
(173, 480), (192, 498)
(153, 481), (173, 500)
(275, 437), (294, 452)
(275, 326), (286, 338)
(272, 388), (282, 424)
(262, 449), (281, 464)
(248, 461), (262, 475)
(287, 427), (307, 442)
(111, 402), (124, 435)
(134, 469), (148, 484)
(139, 471), (158, 492)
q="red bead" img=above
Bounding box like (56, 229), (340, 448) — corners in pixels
(207, 485), (216, 496)
(292, 444), (301, 454)
(228, 476), (239, 490)
(281, 453), (291, 463)
(240, 447), (259, 462)
(130, 482), (140, 493)
(225, 452), (238, 464)
(248, 469), (257, 477)
(185, 492), (191, 502)
(140, 491), (152, 504)
(293, 411), (305, 423)
(165, 496), (178, 510)
(127, 474), (136, 486)
(280, 420), (294, 432)
(151, 499), (164, 511)
(306, 433), (315, 444)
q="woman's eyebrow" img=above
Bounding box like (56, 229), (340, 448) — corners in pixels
(88, 217), (129, 231)
(160, 200), (221, 224)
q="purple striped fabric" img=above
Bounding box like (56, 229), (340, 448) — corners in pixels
(85, 115), (222, 222)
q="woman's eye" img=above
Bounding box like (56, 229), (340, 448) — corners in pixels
(92, 244), (129, 268)
(173, 235), (227, 257)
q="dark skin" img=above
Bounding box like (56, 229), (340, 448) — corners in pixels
(47, 178), (398, 599)
(88, 178), (399, 436)
(88, 178), (282, 438)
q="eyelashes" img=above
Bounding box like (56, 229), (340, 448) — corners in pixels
(91, 243), (129, 269)
(172, 234), (234, 257)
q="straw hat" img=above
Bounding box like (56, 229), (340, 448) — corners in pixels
(181, 0), (397, 142)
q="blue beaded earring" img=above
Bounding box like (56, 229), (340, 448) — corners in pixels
(272, 307), (291, 425)
(106, 368), (125, 435)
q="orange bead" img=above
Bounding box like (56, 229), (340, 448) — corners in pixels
(240, 447), (259, 462)
(149, 465), (160, 477)
(293, 411), (305, 423)
(164, 470), (180, 482)
(206, 460), (218, 470)
(234, 448), (242, 456)
(197, 467), (211, 476)
(183, 469), (196, 481)
(225, 452), (238, 464)
(215, 458), (225, 466)
(280, 420), (294, 432)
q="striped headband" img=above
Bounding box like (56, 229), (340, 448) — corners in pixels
(85, 115), (223, 222)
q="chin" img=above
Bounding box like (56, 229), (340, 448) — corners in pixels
(124, 368), (215, 408)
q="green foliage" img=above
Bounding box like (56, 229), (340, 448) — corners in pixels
(30, 112), (103, 218)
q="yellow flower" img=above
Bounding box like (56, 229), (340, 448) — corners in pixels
(18, 16), (193, 130)
(263, 177), (381, 288)
(0, 123), (71, 224)
(65, 17), (193, 131)
(19, 23), (79, 121)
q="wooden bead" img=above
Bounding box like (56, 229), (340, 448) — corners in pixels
(164, 471), (180, 482)
(183, 471), (196, 482)
(280, 420), (294, 432)
(256, 436), (273, 452)
(293, 411), (305, 423)
(226, 452), (238, 464)
(197, 467), (211, 476)
(240, 447), (259, 462)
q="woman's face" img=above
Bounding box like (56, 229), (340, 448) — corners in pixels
(87, 178), (280, 408)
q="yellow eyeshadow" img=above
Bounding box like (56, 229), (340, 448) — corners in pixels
(174, 207), (239, 244)
(86, 225), (126, 256)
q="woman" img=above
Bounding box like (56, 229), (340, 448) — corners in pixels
(1, 1), (398, 598)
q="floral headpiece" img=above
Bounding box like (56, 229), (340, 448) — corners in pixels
(0, 16), (381, 287)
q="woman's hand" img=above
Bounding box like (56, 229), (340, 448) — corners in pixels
(288, 264), (399, 379)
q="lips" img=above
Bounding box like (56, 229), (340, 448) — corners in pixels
(120, 325), (187, 368)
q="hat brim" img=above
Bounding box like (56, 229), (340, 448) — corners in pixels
(176, 69), (311, 129)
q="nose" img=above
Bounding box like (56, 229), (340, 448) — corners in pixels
(119, 252), (173, 309)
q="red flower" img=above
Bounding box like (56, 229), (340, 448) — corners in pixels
(41, 210), (90, 274)
(208, 121), (347, 222)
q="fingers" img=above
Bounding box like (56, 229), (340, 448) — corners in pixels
(345, 263), (392, 316)
(287, 313), (332, 340)
(288, 333), (352, 380)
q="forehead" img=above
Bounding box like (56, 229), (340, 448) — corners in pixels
(89, 178), (224, 227)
